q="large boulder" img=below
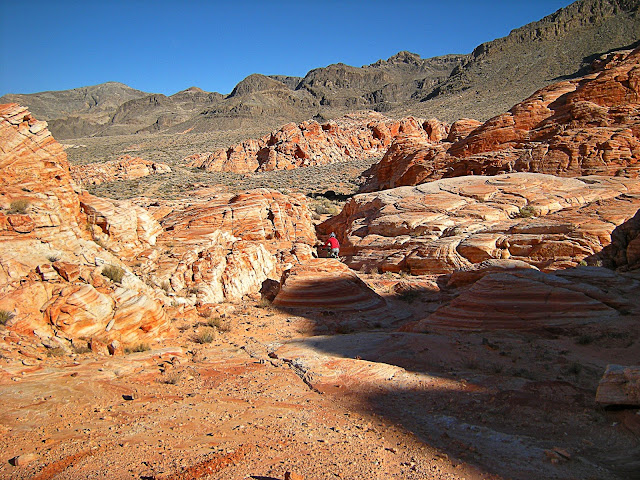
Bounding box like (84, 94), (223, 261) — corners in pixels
(319, 173), (640, 274)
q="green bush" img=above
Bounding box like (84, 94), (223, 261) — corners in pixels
(8, 199), (29, 214)
(102, 264), (125, 283)
(0, 309), (15, 326)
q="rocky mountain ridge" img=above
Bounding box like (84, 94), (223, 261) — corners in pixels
(3, 0), (638, 142)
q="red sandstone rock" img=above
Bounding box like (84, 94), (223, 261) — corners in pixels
(0, 105), (174, 348)
(70, 154), (171, 186)
(0, 104), (82, 236)
(79, 191), (163, 258)
(273, 258), (386, 312)
(142, 188), (318, 303)
(186, 112), (442, 173)
(320, 173), (640, 274)
(360, 47), (640, 192)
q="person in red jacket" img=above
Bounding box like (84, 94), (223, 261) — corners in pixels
(324, 232), (340, 258)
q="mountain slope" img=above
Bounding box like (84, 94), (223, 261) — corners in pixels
(0, 81), (148, 122)
(402, 0), (640, 121)
(2, 0), (639, 140)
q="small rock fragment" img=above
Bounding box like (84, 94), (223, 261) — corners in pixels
(284, 472), (304, 480)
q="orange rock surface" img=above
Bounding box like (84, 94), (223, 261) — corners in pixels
(0, 105), (173, 349)
(320, 173), (640, 274)
(70, 154), (171, 186)
(137, 188), (318, 304)
(186, 112), (446, 173)
(361, 47), (640, 192)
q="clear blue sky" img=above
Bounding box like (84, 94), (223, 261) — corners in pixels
(0, 0), (575, 96)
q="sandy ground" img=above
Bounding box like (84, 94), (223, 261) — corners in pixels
(1, 279), (639, 480)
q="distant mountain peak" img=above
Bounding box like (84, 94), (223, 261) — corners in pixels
(228, 74), (290, 98)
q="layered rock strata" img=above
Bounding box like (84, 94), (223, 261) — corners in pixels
(360, 47), (640, 192)
(273, 259), (386, 312)
(272, 258), (408, 330)
(70, 154), (171, 186)
(0, 104), (173, 349)
(135, 188), (318, 304)
(318, 173), (640, 274)
(186, 112), (447, 173)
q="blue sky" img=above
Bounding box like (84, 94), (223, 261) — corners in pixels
(0, 0), (575, 96)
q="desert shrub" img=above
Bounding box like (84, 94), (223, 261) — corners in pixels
(335, 324), (354, 334)
(8, 199), (29, 214)
(515, 206), (536, 218)
(124, 343), (150, 354)
(311, 198), (340, 216)
(257, 297), (273, 309)
(194, 327), (216, 344)
(102, 264), (125, 283)
(158, 371), (182, 385)
(576, 334), (595, 345)
(72, 344), (91, 354)
(47, 254), (61, 263)
(46, 346), (66, 357)
(205, 316), (230, 332)
(0, 309), (15, 326)
(567, 363), (583, 375)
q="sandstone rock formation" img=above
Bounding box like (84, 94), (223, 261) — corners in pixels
(596, 207), (640, 271)
(134, 188), (318, 304)
(70, 154), (171, 186)
(416, 265), (638, 332)
(0, 104), (173, 350)
(360, 47), (640, 193)
(273, 258), (385, 312)
(186, 113), (445, 173)
(272, 258), (410, 332)
(319, 173), (640, 274)
(79, 191), (163, 258)
(596, 364), (640, 405)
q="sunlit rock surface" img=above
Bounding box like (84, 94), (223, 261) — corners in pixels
(186, 112), (445, 173)
(360, 47), (640, 193)
(319, 173), (640, 274)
